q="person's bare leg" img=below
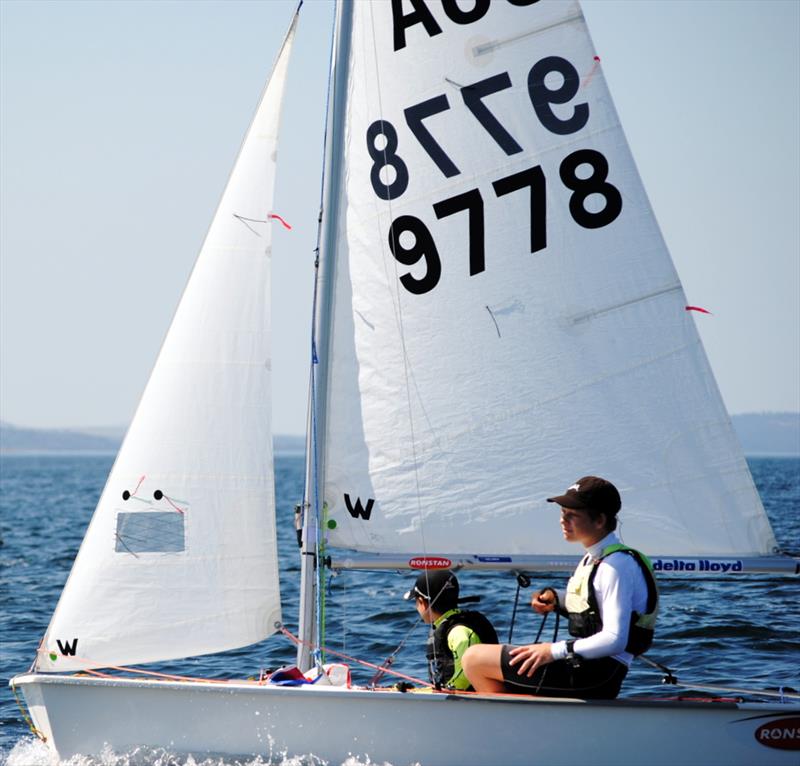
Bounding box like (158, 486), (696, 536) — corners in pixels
(462, 644), (507, 693)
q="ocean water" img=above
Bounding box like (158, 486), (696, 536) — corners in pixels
(1, 453), (798, 765)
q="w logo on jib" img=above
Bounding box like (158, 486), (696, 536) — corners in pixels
(56, 638), (78, 656)
(344, 494), (374, 520)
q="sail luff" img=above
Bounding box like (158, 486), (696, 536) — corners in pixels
(36, 7), (301, 672)
(297, 0), (355, 671)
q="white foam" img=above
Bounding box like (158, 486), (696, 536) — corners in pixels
(2, 738), (404, 766)
(5, 736), (58, 766)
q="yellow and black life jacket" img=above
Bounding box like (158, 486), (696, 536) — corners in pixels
(426, 609), (499, 688)
(564, 544), (658, 656)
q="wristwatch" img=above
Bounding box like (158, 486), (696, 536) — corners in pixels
(565, 640), (582, 668)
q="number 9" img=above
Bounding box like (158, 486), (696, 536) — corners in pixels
(528, 56), (589, 136)
(388, 216), (442, 295)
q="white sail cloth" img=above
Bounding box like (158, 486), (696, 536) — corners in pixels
(37, 14), (299, 672)
(320, 0), (777, 559)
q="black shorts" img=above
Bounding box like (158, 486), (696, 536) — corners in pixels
(500, 645), (627, 700)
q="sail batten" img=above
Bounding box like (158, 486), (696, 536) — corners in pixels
(474, 8), (584, 55)
(36, 9), (300, 673)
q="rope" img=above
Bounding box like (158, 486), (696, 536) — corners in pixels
(279, 625), (429, 687)
(10, 681), (47, 742)
(637, 654), (677, 684)
(33, 649), (257, 685)
(81, 666), (249, 684)
(507, 580), (522, 643)
(636, 655), (800, 700)
(368, 615), (425, 687)
(507, 572), (531, 643)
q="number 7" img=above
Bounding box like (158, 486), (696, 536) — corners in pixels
(433, 190), (485, 276)
(461, 73), (523, 156)
(493, 166), (546, 253)
(405, 95), (460, 178)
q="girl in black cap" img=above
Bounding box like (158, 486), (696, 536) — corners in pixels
(461, 477), (657, 699)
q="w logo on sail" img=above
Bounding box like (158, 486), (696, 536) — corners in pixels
(56, 638), (78, 656)
(344, 494), (374, 521)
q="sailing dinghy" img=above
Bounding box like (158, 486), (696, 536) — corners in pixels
(11, 2), (799, 764)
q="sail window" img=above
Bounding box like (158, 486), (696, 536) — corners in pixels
(115, 512), (185, 554)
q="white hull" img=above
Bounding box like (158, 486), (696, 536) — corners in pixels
(13, 673), (800, 765)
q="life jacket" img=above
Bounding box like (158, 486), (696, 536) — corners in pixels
(426, 609), (499, 689)
(564, 543), (658, 656)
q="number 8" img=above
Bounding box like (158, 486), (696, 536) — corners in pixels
(366, 120), (410, 201)
(559, 149), (622, 229)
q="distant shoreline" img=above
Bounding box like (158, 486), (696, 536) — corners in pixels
(2, 450), (797, 459)
(0, 423), (307, 457)
(1, 415), (798, 457)
(0, 448), (308, 458)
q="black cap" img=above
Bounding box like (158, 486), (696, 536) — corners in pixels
(403, 570), (459, 606)
(546, 476), (621, 516)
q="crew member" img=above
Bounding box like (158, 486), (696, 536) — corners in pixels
(462, 476), (658, 699)
(404, 569), (498, 691)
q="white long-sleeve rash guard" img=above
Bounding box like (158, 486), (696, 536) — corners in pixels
(550, 532), (649, 667)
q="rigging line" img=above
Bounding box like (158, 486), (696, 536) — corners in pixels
(635, 655), (800, 701)
(357, 3), (452, 524)
(637, 654), (676, 683)
(10, 681), (47, 742)
(302, 1), (338, 668)
(318, 497), (328, 665)
(310, 0), (342, 667)
(358, 6), (481, 565)
(508, 572), (533, 643)
(32, 654), (244, 685)
(279, 626), (429, 687)
(366, 1), (439, 674)
(310, 352), (323, 667)
(507, 582), (522, 643)
(364, 5), (404, 342)
(367, 0), (431, 566)
(338, 570), (347, 653)
(529, 611), (561, 696)
(368, 612), (426, 687)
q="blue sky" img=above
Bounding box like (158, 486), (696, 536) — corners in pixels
(1, 0), (798, 435)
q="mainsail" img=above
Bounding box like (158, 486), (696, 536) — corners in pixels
(36, 11), (300, 672)
(317, 0), (777, 561)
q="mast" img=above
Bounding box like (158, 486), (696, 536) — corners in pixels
(297, 0), (354, 671)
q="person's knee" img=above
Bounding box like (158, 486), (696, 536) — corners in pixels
(462, 643), (497, 677)
(461, 644), (480, 675)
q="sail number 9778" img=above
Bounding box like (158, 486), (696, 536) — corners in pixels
(366, 55), (622, 294)
(388, 151), (620, 295)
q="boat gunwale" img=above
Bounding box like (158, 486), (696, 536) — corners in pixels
(12, 672), (799, 713)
